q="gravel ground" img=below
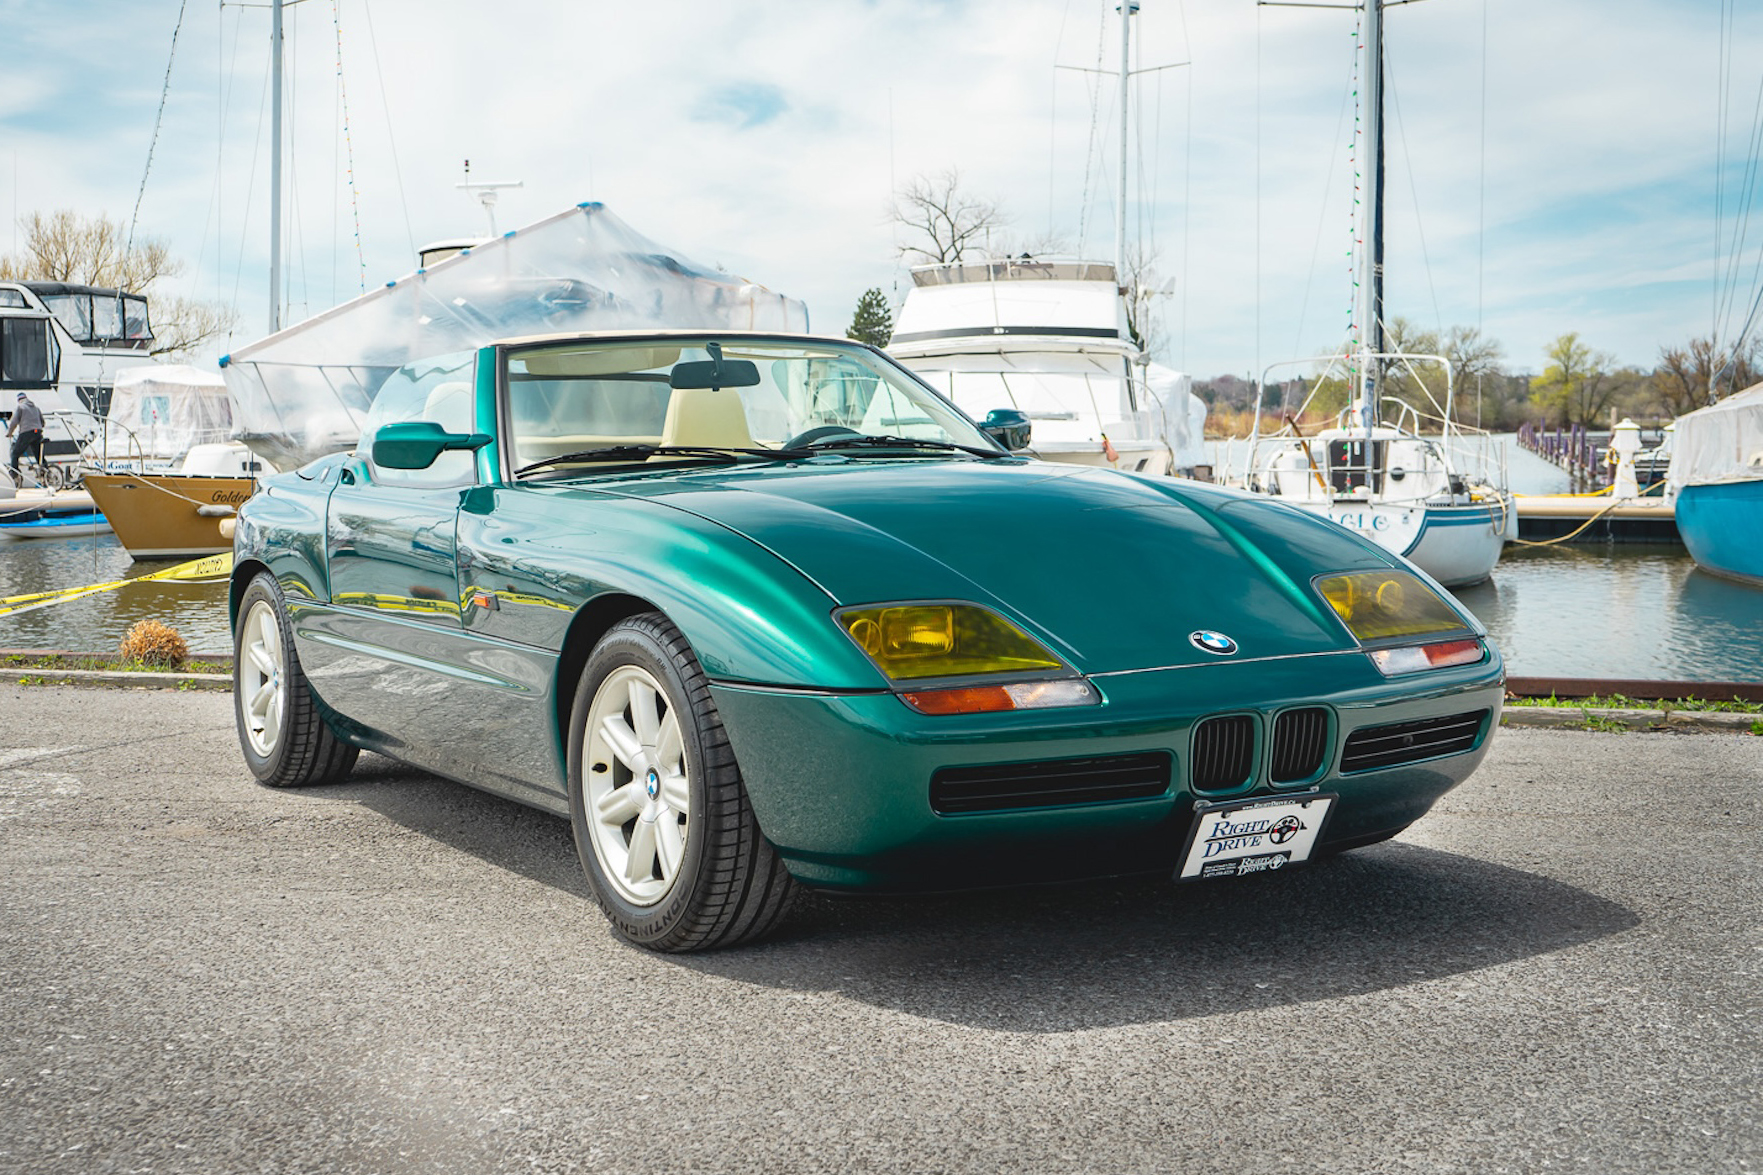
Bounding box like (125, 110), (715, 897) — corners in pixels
(1, 685), (1757, 1175)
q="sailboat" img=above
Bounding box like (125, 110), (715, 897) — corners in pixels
(1230, 0), (1513, 589)
(1669, 383), (1763, 585)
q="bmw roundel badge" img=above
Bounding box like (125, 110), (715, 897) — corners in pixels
(1189, 630), (1239, 656)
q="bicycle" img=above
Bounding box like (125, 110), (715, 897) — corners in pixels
(5, 445), (68, 492)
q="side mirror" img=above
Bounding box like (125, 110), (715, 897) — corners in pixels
(371, 421), (492, 470)
(979, 408), (1032, 452)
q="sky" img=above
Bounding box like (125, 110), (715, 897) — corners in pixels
(2, 0), (1761, 380)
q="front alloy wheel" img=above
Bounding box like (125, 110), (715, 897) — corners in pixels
(582, 664), (693, 906)
(567, 613), (795, 951)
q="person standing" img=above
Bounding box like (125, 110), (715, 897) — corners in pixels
(6, 391), (47, 486)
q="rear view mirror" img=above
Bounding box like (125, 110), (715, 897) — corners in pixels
(372, 421), (492, 470)
(669, 341), (761, 391)
(980, 408), (1032, 452)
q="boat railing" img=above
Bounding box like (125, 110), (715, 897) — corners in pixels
(80, 418), (238, 476)
(36, 408), (106, 483)
(1240, 349), (1511, 497)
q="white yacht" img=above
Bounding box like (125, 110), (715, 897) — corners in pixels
(0, 280), (159, 474)
(888, 258), (1207, 477)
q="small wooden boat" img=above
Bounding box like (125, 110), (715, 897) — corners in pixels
(81, 471), (253, 558)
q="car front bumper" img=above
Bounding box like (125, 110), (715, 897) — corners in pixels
(711, 649), (1504, 891)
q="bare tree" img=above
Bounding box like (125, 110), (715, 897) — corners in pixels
(890, 169), (1008, 265)
(0, 209), (235, 358)
(1370, 318), (1505, 424)
(1120, 243), (1169, 358)
(1652, 336), (1761, 417)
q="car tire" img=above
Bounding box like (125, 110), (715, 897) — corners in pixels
(233, 572), (359, 788)
(567, 612), (796, 951)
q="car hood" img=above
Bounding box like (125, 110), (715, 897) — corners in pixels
(595, 460), (1402, 674)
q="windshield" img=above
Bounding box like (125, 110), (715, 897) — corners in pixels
(39, 291), (150, 346)
(504, 337), (990, 472)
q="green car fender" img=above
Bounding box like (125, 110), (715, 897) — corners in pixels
(454, 485), (887, 691)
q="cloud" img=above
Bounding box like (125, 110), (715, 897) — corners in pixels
(4, 0), (1762, 377)
(691, 83), (789, 130)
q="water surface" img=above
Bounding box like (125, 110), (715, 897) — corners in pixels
(4, 460), (1760, 681)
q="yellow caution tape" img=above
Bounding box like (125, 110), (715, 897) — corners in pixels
(0, 553), (234, 618)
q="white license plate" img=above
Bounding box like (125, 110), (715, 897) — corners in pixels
(1176, 793), (1337, 881)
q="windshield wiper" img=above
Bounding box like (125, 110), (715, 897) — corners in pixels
(799, 435), (1009, 460)
(516, 445), (801, 477)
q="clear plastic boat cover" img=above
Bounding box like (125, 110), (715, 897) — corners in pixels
(1668, 381), (1763, 489)
(99, 364), (234, 462)
(220, 203), (808, 470)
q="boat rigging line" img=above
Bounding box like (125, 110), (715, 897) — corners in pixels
(127, 0), (190, 260)
(332, 0), (367, 297)
(1709, 0), (1763, 395)
(360, 0), (418, 263)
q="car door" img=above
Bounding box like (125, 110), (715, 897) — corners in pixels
(298, 361), (516, 786)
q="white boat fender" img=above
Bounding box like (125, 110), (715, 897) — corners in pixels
(196, 503), (237, 517)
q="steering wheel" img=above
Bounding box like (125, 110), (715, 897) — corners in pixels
(782, 425), (862, 449)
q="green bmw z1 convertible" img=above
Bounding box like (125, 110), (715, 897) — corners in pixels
(230, 330), (1504, 951)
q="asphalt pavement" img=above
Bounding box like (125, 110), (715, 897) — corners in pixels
(1, 685), (1758, 1175)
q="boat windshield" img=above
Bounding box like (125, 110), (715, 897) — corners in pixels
(505, 337), (991, 472)
(37, 290), (153, 347)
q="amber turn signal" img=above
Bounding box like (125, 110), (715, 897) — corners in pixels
(1368, 638), (1485, 675)
(901, 679), (1099, 715)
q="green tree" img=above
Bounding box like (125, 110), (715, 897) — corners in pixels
(1530, 332), (1617, 427)
(845, 287), (893, 348)
(0, 209), (235, 358)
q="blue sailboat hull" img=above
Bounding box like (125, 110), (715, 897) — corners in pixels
(1676, 481), (1763, 585)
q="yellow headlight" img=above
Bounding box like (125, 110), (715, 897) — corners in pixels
(836, 603), (1065, 681)
(1315, 570), (1471, 643)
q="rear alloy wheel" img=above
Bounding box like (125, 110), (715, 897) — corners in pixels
(567, 612), (795, 951)
(233, 572), (358, 787)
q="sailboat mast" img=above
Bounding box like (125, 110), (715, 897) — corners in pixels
(1359, 0), (1386, 417)
(268, 0), (283, 334)
(1116, 0), (1138, 282)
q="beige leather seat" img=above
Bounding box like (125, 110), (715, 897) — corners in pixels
(656, 388), (754, 449)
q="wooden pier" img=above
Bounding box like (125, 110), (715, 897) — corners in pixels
(1512, 492), (1679, 543)
(1516, 421), (1670, 493)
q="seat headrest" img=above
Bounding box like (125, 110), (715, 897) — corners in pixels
(659, 388), (754, 450)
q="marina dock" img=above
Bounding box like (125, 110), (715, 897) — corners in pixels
(1513, 492), (1679, 543)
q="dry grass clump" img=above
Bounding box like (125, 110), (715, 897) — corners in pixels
(119, 620), (189, 669)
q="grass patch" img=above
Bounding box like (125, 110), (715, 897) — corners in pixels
(1507, 691), (1763, 713)
(3, 653), (230, 675)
